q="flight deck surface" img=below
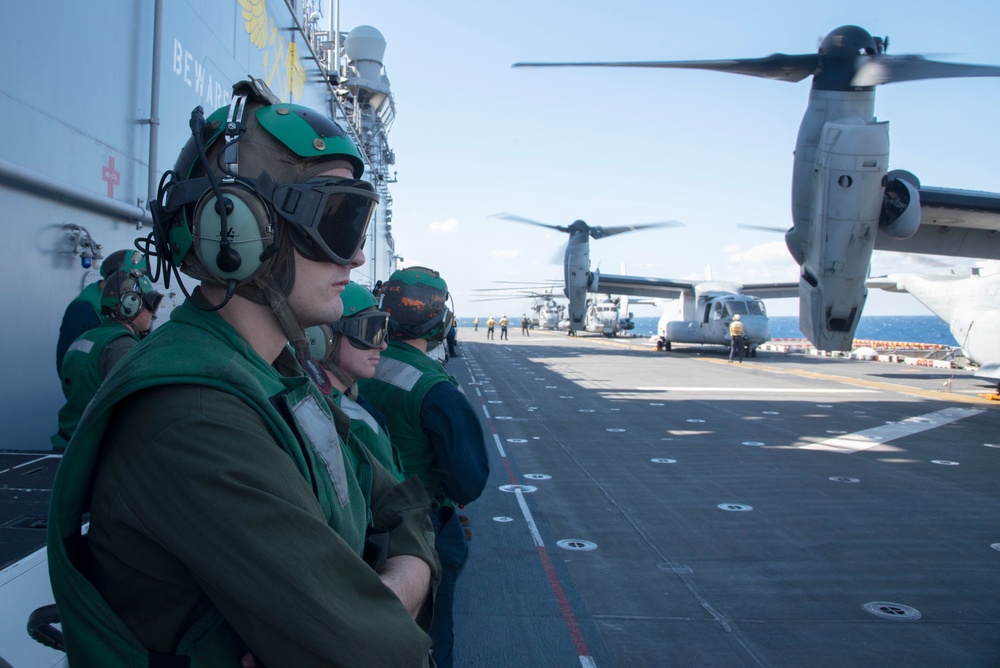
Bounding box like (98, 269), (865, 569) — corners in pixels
(449, 331), (1000, 667)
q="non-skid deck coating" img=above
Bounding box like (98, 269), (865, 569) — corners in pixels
(449, 331), (1000, 667)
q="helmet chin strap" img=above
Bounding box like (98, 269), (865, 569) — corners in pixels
(322, 334), (357, 393)
(257, 273), (333, 395)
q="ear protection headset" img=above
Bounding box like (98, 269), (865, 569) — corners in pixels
(146, 79), (372, 321)
(188, 92), (277, 283)
(102, 269), (149, 322)
(306, 324), (335, 362)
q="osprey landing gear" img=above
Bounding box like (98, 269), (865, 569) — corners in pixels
(655, 337), (671, 352)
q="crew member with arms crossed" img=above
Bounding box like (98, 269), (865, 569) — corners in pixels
(360, 267), (490, 668)
(48, 79), (437, 667)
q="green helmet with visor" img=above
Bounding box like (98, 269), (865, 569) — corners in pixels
(100, 249), (147, 279)
(158, 79), (379, 295)
(377, 266), (451, 341)
(305, 283), (389, 365)
(100, 269), (163, 323)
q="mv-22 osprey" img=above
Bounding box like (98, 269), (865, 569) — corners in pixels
(491, 214), (798, 355)
(513, 25), (1000, 354)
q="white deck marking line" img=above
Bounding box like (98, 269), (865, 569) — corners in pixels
(1, 454), (58, 475)
(635, 387), (877, 393)
(515, 487), (544, 547)
(493, 433), (506, 458)
(481, 405), (490, 419)
(800, 407), (985, 453)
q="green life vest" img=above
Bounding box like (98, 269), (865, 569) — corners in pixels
(77, 280), (103, 318)
(340, 393), (406, 481)
(51, 321), (137, 451)
(359, 341), (457, 501)
(48, 298), (368, 666)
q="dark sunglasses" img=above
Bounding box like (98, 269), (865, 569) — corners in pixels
(331, 310), (390, 350)
(257, 174), (380, 265)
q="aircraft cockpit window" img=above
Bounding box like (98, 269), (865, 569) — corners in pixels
(747, 300), (766, 316)
(724, 302), (750, 317)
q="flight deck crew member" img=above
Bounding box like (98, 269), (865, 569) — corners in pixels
(499, 314), (509, 340)
(55, 248), (147, 376)
(474, 316), (479, 331)
(305, 282), (406, 481)
(446, 316), (459, 358)
(51, 268), (162, 451)
(486, 315), (495, 339)
(48, 79), (436, 667)
(360, 266), (490, 668)
(729, 313), (746, 363)
(521, 314), (530, 336)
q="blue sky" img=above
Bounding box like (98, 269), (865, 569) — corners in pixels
(335, 0), (1000, 317)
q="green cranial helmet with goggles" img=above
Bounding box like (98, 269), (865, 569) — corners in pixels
(100, 249), (147, 279)
(100, 269), (163, 326)
(304, 282), (389, 387)
(158, 79), (377, 290)
(150, 78), (380, 363)
(377, 267), (451, 342)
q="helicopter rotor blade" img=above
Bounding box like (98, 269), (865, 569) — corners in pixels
(853, 54), (1000, 86)
(737, 223), (788, 234)
(513, 54), (821, 83)
(549, 240), (569, 265)
(489, 212), (568, 233)
(589, 220), (684, 239)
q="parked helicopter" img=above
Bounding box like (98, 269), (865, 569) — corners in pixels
(489, 213), (681, 332)
(493, 214), (798, 353)
(567, 295), (623, 337)
(513, 25), (1000, 352)
(528, 290), (566, 330)
(867, 262), (1000, 387)
(471, 286), (566, 330)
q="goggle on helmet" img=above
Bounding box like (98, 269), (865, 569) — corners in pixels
(306, 311), (388, 361)
(164, 89), (378, 272)
(100, 269), (163, 321)
(377, 267), (451, 341)
(306, 282), (390, 359)
(332, 282), (390, 350)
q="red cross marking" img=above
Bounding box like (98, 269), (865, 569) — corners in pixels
(102, 156), (120, 198)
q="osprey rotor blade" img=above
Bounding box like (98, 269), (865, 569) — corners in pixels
(489, 212), (568, 233)
(588, 220), (683, 240)
(513, 54), (821, 83)
(853, 54), (1000, 87)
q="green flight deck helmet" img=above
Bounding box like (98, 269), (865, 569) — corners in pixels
(377, 266), (451, 342)
(100, 269), (163, 328)
(161, 78), (378, 298)
(306, 282), (389, 363)
(99, 249), (147, 279)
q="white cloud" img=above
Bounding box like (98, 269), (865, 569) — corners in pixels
(723, 240), (790, 265)
(428, 218), (458, 233)
(490, 249), (521, 259)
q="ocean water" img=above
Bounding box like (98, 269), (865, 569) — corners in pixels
(629, 315), (958, 346)
(457, 315), (959, 346)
